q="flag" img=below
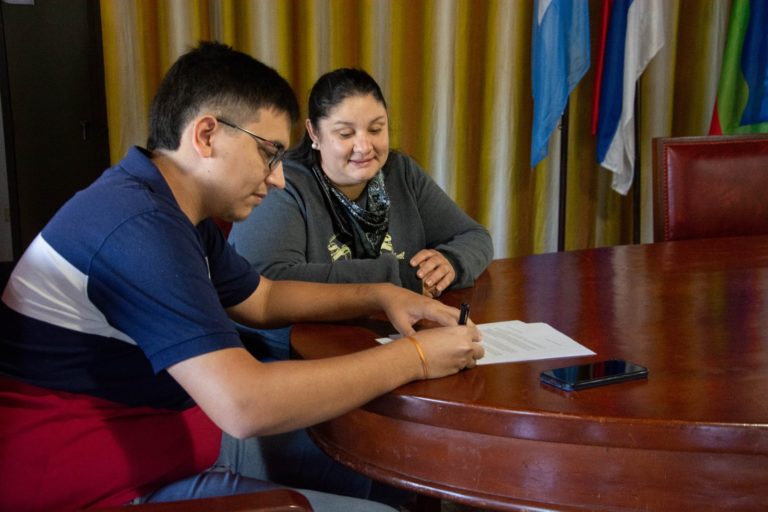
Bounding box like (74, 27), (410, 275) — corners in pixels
(709, 0), (768, 134)
(530, 0), (590, 168)
(593, 0), (665, 195)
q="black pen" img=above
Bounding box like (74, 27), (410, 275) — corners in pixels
(459, 302), (470, 325)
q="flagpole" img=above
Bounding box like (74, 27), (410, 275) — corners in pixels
(633, 82), (641, 244)
(558, 102), (570, 252)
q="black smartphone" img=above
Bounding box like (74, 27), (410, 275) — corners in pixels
(540, 359), (648, 391)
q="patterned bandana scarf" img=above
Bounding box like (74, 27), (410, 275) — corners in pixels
(311, 165), (391, 259)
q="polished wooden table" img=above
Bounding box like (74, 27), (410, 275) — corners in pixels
(291, 236), (768, 511)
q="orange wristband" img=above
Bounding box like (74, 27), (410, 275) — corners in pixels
(406, 336), (429, 379)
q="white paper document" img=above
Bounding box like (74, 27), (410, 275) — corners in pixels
(377, 320), (594, 365)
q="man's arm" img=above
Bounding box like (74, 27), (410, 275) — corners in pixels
(168, 326), (482, 439)
(167, 277), (483, 439)
(225, 276), (458, 336)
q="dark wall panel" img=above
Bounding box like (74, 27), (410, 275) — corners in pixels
(1, 0), (109, 258)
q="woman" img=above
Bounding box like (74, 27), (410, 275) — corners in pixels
(230, 68), (493, 299)
(226, 69), (491, 506)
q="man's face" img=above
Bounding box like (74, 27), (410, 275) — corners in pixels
(208, 108), (291, 222)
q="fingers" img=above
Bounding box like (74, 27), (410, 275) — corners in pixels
(423, 301), (465, 327)
(386, 289), (454, 333)
(408, 249), (433, 266)
(471, 338), (485, 360)
(460, 337), (485, 370)
(410, 325), (484, 379)
(462, 328), (484, 368)
(411, 250), (455, 295)
(424, 272), (453, 296)
(389, 314), (417, 337)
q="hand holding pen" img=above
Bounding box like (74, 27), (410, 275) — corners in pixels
(458, 302), (482, 369)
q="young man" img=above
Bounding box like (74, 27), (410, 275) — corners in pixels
(0, 42), (483, 511)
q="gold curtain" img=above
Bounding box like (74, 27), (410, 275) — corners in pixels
(99, 0), (728, 258)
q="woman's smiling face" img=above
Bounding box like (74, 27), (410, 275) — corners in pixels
(309, 93), (389, 199)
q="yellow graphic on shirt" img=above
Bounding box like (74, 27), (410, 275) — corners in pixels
(327, 234), (404, 261)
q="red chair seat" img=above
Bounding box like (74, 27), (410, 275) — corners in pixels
(91, 489), (313, 511)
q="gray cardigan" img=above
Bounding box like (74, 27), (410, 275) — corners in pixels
(229, 151), (493, 293)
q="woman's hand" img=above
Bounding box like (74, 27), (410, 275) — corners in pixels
(410, 249), (456, 298)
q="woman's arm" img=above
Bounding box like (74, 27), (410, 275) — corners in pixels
(398, 154), (494, 290)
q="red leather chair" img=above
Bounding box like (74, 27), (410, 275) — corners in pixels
(652, 134), (768, 242)
(92, 489), (313, 511)
(214, 217), (234, 239)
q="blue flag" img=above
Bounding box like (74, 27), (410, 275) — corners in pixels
(595, 0), (633, 165)
(530, 0), (590, 168)
(593, 0), (665, 194)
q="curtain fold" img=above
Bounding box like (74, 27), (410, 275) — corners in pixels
(99, 0), (727, 258)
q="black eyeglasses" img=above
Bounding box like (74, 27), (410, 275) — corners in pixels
(216, 118), (286, 170)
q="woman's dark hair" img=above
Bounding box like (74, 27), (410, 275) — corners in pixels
(147, 41), (299, 151)
(288, 68), (387, 165)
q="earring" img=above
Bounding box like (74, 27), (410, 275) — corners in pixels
(311, 141), (319, 150)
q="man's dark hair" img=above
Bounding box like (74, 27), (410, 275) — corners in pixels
(147, 41), (299, 151)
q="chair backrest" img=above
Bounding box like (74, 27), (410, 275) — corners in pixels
(652, 134), (768, 242)
(91, 489), (313, 511)
(213, 217), (233, 239)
